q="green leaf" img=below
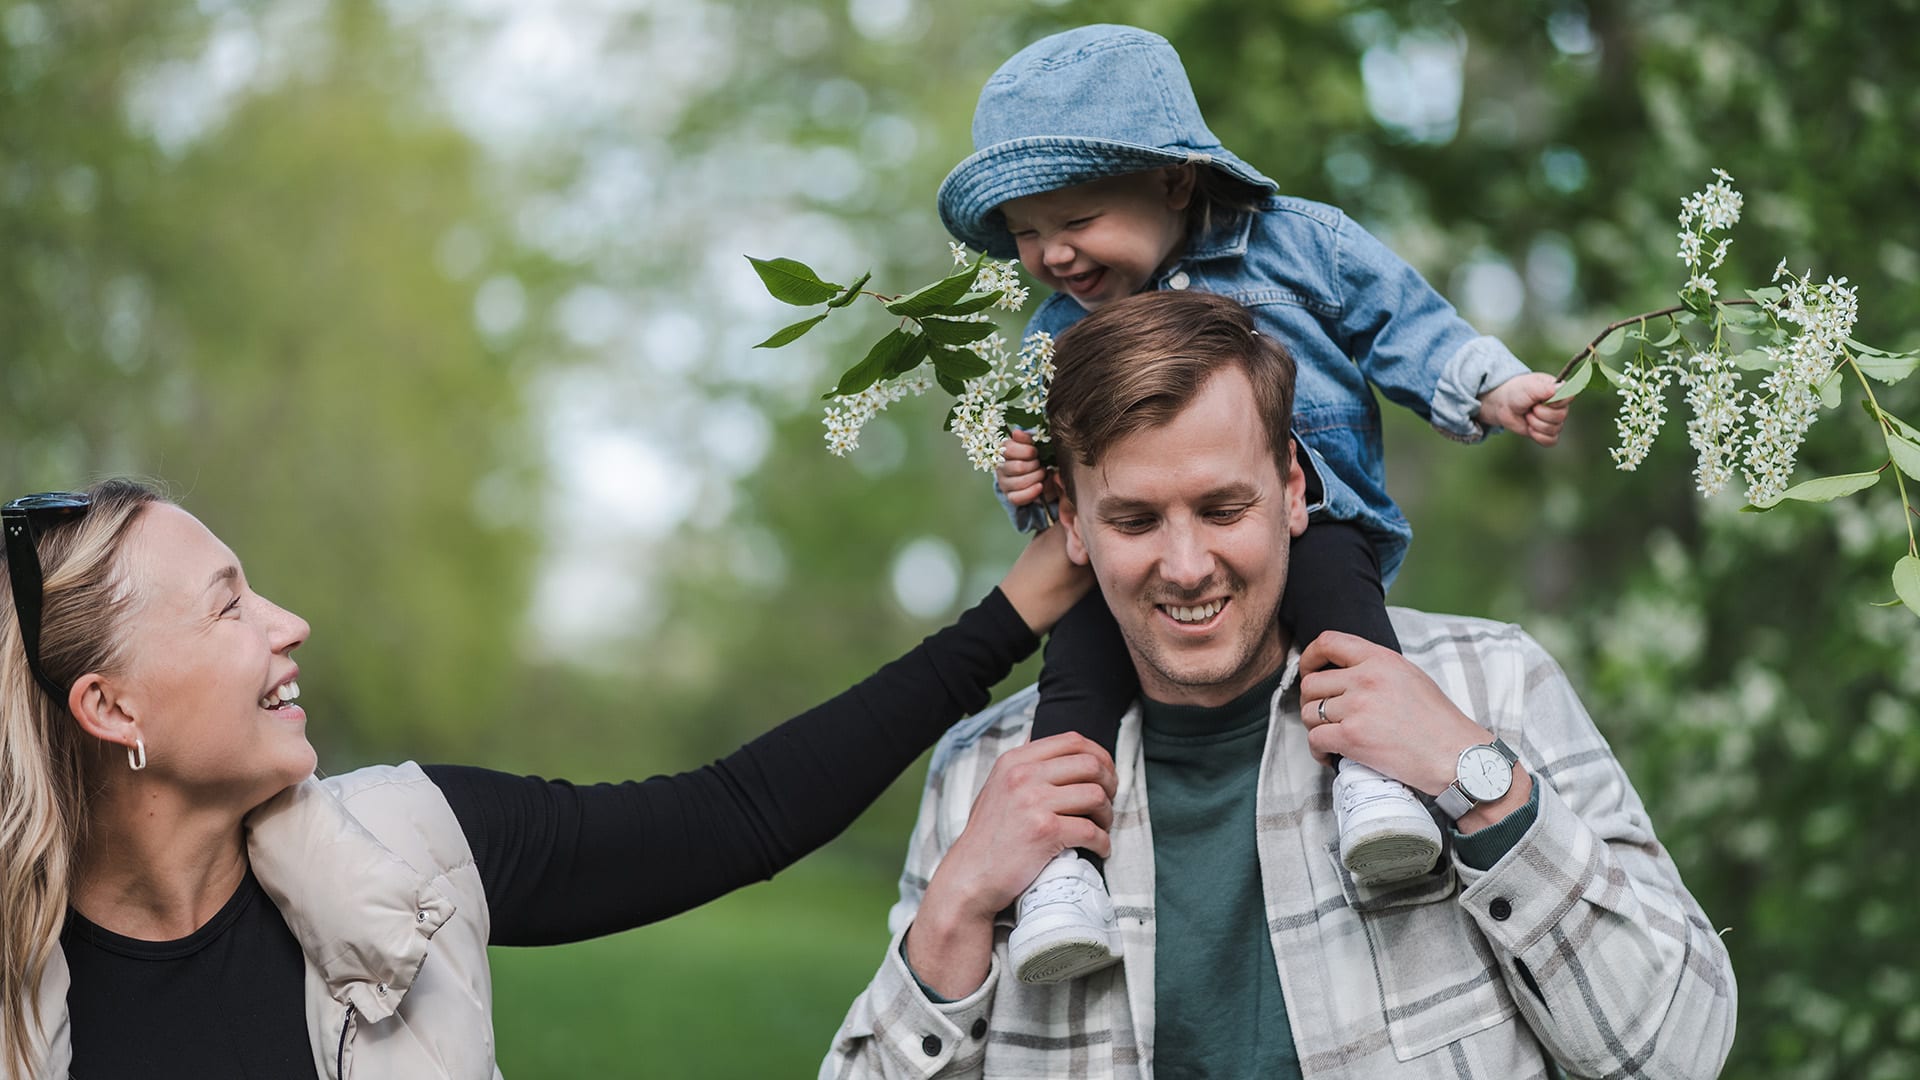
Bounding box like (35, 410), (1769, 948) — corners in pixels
(827, 270), (872, 309)
(1547, 359), (1594, 402)
(1731, 348), (1778, 372)
(1820, 368), (1845, 409)
(931, 346), (992, 381)
(1595, 360), (1627, 388)
(1596, 333), (1624, 356)
(937, 373), (967, 398)
(1845, 337), (1890, 357)
(885, 335), (931, 378)
(1005, 407), (1046, 430)
(1650, 322), (1682, 348)
(753, 312), (829, 349)
(825, 329), (915, 398)
(885, 260), (983, 318)
(1887, 430), (1920, 483)
(1673, 310), (1697, 326)
(1895, 556), (1920, 619)
(936, 291), (1005, 317)
(1882, 411), (1920, 445)
(747, 256), (843, 306)
(1745, 470), (1882, 511)
(1855, 349), (1919, 385)
(1745, 286), (1784, 306)
(918, 317), (1000, 346)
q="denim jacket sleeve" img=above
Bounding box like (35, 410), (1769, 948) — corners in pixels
(1328, 211), (1530, 442)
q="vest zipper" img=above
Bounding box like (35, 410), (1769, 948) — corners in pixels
(336, 1002), (356, 1078)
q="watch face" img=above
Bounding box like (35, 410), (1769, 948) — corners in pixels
(1459, 745), (1513, 802)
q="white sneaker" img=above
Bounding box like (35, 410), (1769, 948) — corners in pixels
(1009, 851), (1123, 984)
(1333, 759), (1442, 886)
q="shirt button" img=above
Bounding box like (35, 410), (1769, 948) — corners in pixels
(922, 1034), (942, 1056)
(376, 982), (389, 995)
(1490, 898), (1513, 921)
(417, 910), (429, 922)
(1167, 271), (1191, 290)
(971, 1018), (988, 1040)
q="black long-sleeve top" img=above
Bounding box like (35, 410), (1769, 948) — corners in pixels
(59, 590), (1036, 1078)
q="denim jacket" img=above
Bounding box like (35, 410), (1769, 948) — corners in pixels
(1007, 195), (1528, 588)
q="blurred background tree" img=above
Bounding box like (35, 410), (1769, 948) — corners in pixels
(4, 0), (1916, 1075)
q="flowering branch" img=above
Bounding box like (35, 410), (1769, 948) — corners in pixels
(1556, 170), (1920, 616)
(747, 244), (1052, 473)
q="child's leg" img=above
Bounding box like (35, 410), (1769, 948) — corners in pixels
(1030, 590), (1134, 873)
(1012, 589), (1132, 984)
(1277, 518), (1399, 652)
(1282, 520), (1441, 886)
(1030, 590), (1135, 757)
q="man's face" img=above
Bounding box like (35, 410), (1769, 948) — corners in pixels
(1059, 367), (1308, 708)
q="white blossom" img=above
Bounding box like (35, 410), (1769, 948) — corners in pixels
(1611, 357), (1675, 471)
(820, 254), (1045, 471)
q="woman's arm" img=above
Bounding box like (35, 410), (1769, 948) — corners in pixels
(430, 529), (1089, 945)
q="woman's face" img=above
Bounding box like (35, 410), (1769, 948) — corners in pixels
(112, 504), (314, 806)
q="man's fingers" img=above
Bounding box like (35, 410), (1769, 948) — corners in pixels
(1001, 439), (1040, 462)
(1297, 630), (1384, 675)
(1305, 721), (1349, 768)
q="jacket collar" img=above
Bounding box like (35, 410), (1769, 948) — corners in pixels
(1179, 204), (1256, 263)
(244, 775), (455, 1023)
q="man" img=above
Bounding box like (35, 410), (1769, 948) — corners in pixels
(822, 291), (1736, 1079)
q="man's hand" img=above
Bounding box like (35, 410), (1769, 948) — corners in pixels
(996, 429), (1060, 506)
(905, 733), (1116, 999)
(1298, 632), (1500, 797)
(1477, 371), (1570, 447)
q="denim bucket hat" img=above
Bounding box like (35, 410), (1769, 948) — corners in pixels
(938, 24), (1278, 259)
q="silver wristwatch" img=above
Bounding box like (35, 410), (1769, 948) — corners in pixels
(1435, 738), (1519, 821)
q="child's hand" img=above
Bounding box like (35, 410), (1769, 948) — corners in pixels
(996, 429), (1057, 506)
(1477, 372), (1570, 447)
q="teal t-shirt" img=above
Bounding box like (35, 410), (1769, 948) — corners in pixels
(1140, 666), (1301, 1080)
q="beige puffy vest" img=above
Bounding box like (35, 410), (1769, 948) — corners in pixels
(18, 762), (502, 1078)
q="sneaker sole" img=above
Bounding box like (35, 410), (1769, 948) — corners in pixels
(1343, 828), (1441, 886)
(1014, 933), (1121, 984)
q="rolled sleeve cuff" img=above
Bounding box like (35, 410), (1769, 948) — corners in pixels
(861, 929), (997, 1075)
(1430, 335), (1531, 443)
(995, 481), (1053, 535)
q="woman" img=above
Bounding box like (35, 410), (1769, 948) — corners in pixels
(0, 479), (1103, 1077)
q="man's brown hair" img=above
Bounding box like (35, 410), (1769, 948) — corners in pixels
(1046, 290), (1297, 495)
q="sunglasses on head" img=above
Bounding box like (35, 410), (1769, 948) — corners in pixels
(3, 492), (94, 701)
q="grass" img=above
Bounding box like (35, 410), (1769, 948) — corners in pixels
(490, 855), (902, 1077)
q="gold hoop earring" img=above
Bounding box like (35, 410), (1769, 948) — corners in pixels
(127, 737), (146, 772)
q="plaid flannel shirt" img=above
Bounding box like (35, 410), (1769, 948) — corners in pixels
(822, 609), (1736, 1079)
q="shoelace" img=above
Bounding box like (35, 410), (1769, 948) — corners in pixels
(1338, 771), (1414, 814)
(1022, 872), (1091, 911)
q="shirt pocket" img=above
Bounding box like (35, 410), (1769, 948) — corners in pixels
(1325, 843), (1519, 1062)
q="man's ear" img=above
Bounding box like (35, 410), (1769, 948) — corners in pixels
(69, 672), (139, 751)
(1286, 443), (1310, 538)
(1057, 492), (1092, 567)
(1163, 165), (1197, 212)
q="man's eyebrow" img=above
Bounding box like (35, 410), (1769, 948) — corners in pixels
(204, 565), (239, 593)
(1094, 483), (1262, 517)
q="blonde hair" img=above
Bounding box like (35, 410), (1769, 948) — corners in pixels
(1, 478), (160, 1072)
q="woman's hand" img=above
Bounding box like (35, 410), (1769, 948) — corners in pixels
(998, 522), (1095, 635)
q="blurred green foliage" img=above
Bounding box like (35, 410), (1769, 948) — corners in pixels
(5, 0), (1919, 1076)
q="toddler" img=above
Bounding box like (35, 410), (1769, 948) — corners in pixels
(937, 25), (1566, 985)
